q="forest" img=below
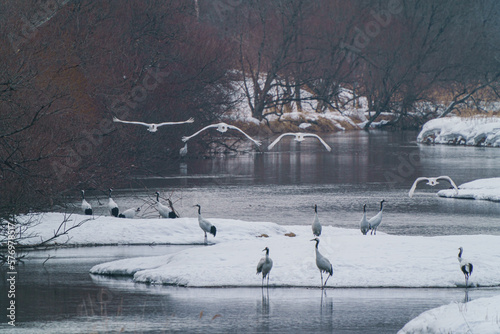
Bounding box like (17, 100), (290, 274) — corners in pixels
(1, 0), (499, 218)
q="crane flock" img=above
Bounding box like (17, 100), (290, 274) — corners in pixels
(111, 114), (336, 153)
(80, 117), (471, 289)
(77, 190), (473, 289)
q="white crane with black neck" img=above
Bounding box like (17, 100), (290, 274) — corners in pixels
(80, 190), (92, 215)
(108, 188), (119, 217)
(368, 200), (385, 235)
(256, 247), (273, 288)
(195, 204), (216, 244)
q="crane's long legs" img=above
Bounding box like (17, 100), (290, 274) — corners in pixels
(320, 271), (324, 289)
(204, 232), (207, 244)
(323, 274), (332, 288)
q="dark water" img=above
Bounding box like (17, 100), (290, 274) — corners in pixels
(102, 130), (500, 236)
(2, 130), (500, 333)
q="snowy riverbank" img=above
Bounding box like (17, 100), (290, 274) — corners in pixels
(417, 116), (500, 147)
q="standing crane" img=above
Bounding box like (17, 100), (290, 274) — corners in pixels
(311, 238), (333, 289)
(256, 247), (273, 288)
(458, 247), (473, 287)
(368, 200), (385, 235)
(360, 204), (369, 235)
(108, 188), (119, 217)
(195, 204), (216, 244)
(80, 190), (92, 215)
(312, 205), (322, 237)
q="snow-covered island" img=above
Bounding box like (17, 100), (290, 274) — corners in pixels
(438, 177), (500, 202)
(10, 212), (500, 289)
(417, 116), (500, 147)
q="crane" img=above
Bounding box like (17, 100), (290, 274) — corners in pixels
(256, 247), (273, 288)
(458, 247), (473, 287)
(311, 238), (333, 289)
(182, 122), (261, 146)
(409, 176), (458, 197)
(360, 204), (369, 235)
(80, 190), (92, 215)
(267, 132), (331, 151)
(312, 205), (322, 237)
(195, 204), (216, 244)
(108, 188), (119, 217)
(368, 200), (385, 235)
(113, 116), (194, 133)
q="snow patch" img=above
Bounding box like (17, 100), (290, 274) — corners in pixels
(417, 117), (500, 147)
(399, 295), (500, 334)
(438, 177), (500, 202)
(86, 222), (500, 288)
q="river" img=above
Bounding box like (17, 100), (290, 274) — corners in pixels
(1, 130), (499, 333)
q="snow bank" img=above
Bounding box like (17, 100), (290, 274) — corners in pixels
(11, 212), (500, 289)
(438, 177), (500, 202)
(399, 295), (500, 334)
(10, 213), (289, 246)
(88, 222), (500, 288)
(417, 117), (500, 147)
